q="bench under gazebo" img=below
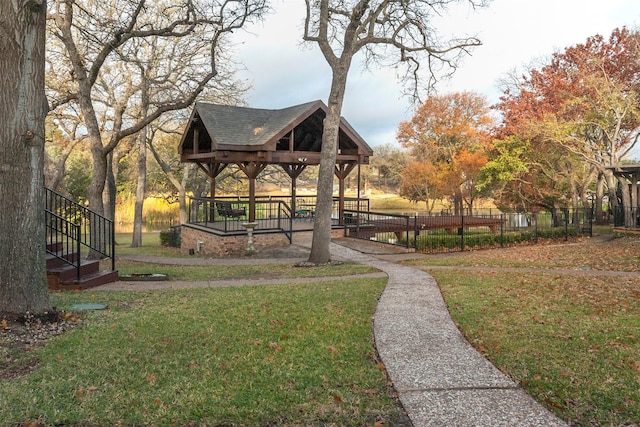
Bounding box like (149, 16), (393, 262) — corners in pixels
(177, 100), (373, 256)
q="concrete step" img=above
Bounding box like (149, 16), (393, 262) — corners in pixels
(51, 270), (119, 291)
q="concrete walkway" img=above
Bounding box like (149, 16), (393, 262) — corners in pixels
(328, 243), (567, 427)
(106, 239), (567, 426)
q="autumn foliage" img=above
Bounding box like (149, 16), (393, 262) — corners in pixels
(395, 28), (640, 216)
(397, 92), (492, 212)
(488, 27), (640, 215)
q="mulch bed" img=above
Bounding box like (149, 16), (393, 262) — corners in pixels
(1, 310), (79, 379)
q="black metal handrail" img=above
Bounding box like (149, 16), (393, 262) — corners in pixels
(210, 195), (369, 220)
(188, 197), (294, 242)
(45, 210), (82, 280)
(45, 187), (115, 273)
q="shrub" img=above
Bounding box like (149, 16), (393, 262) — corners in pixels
(159, 226), (181, 247)
(412, 226), (579, 253)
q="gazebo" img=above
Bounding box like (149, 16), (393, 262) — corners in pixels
(177, 100), (373, 255)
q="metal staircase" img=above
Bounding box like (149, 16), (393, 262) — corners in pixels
(45, 188), (118, 290)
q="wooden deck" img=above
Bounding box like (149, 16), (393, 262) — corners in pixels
(349, 215), (504, 239)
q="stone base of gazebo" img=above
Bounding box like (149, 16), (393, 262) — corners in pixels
(180, 224), (345, 257)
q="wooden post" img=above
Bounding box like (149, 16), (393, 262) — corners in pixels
(334, 162), (356, 226)
(238, 161), (267, 222)
(281, 163), (307, 219)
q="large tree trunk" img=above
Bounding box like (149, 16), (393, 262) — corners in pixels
(308, 67), (349, 264)
(87, 145), (108, 216)
(0, 0), (53, 316)
(604, 168), (619, 209)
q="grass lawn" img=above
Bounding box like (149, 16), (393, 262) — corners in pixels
(424, 235), (640, 426)
(114, 260), (378, 282)
(5, 231), (640, 425)
(0, 279), (406, 426)
(114, 232), (190, 258)
(403, 234), (640, 271)
(111, 232), (378, 281)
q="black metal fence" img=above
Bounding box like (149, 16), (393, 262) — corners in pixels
(189, 197), (294, 241)
(188, 196), (370, 232)
(344, 208), (595, 253)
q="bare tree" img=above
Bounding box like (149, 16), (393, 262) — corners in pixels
(124, 28), (248, 246)
(0, 0), (53, 316)
(147, 126), (208, 224)
(44, 118), (84, 192)
(303, 0), (489, 264)
(368, 143), (408, 188)
(47, 0), (267, 251)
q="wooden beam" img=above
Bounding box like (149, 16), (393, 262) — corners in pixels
(182, 150), (367, 166)
(281, 163), (307, 214)
(237, 161), (268, 222)
(334, 162), (357, 225)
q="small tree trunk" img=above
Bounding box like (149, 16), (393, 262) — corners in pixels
(132, 78), (150, 247)
(148, 138), (190, 224)
(45, 138), (80, 192)
(0, 0), (53, 316)
(595, 172), (605, 224)
(131, 129), (147, 247)
(103, 151), (117, 221)
(178, 166), (191, 224)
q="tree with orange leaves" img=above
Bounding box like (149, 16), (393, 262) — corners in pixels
(398, 160), (445, 213)
(397, 91), (493, 213)
(452, 148), (489, 211)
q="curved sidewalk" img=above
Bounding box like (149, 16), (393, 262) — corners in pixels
(329, 242), (567, 427)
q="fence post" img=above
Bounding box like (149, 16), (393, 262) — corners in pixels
(460, 214), (465, 252)
(534, 213), (538, 243)
(565, 208), (569, 241)
(76, 224), (81, 281)
(111, 219), (115, 272)
(409, 215), (414, 249)
(500, 213), (505, 248)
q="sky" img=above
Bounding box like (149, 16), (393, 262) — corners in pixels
(231, 0), (640, 149)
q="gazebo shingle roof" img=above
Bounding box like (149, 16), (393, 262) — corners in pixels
(197, 101), (320, 147)
(179, 100), (373, 165)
